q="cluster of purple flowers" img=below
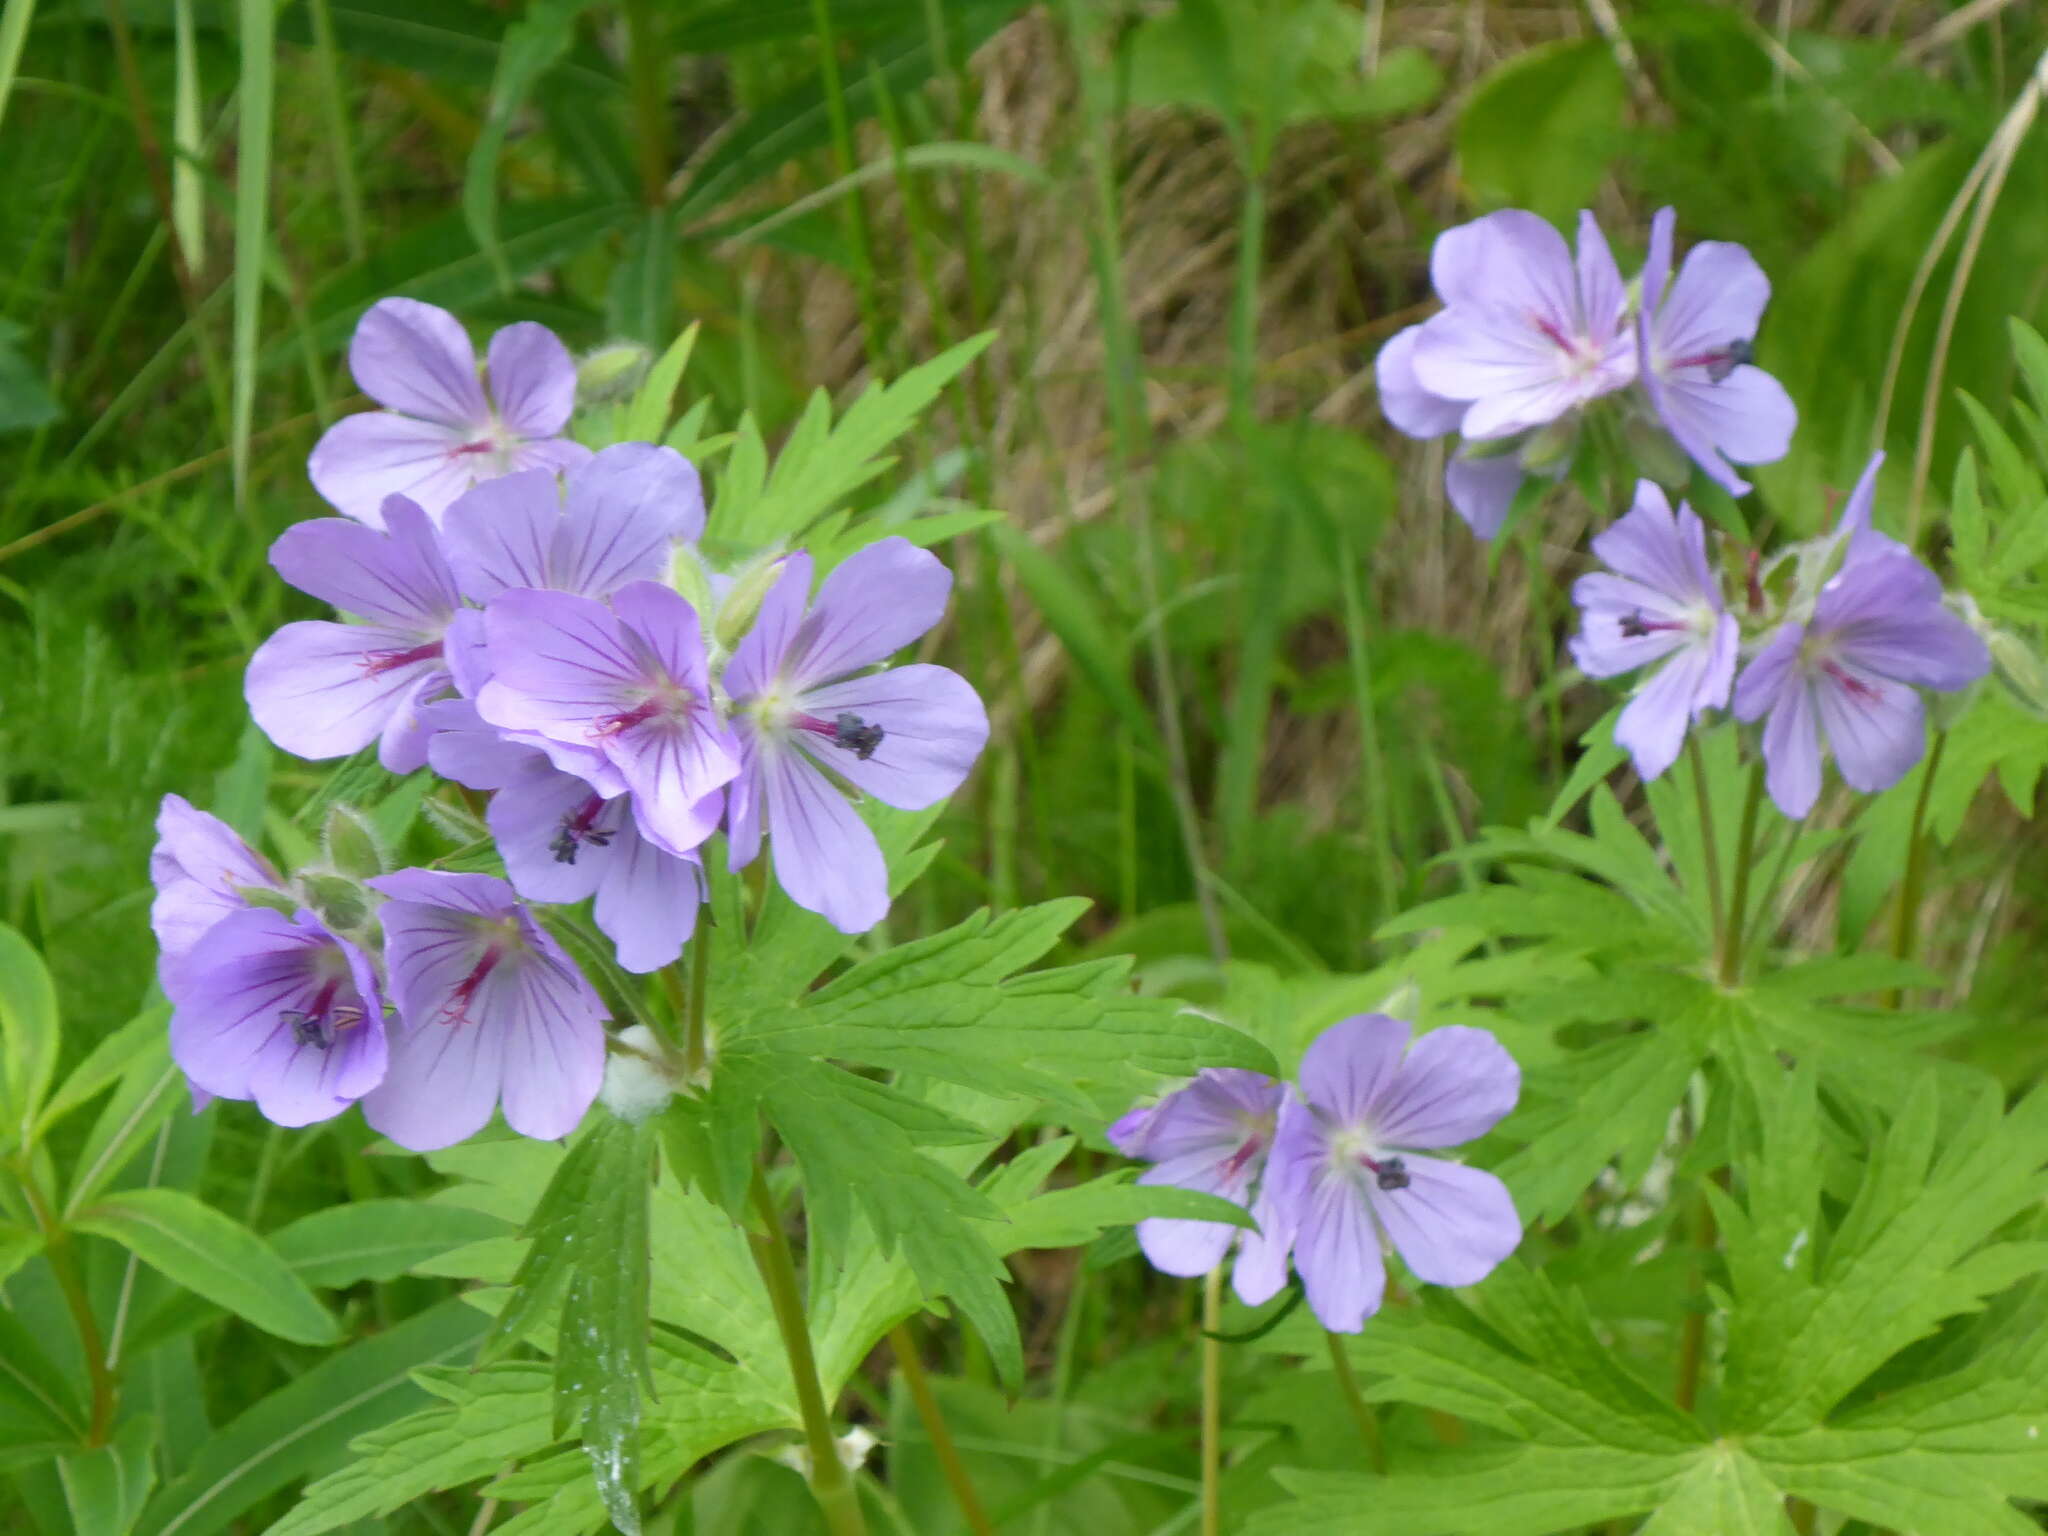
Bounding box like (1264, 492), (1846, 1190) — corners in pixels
(1378, 206), (1797, 537)
(154, 298), (990, 1147)
(1110, 1015), (1523, 1332)
(1379, 208), (1990, 817)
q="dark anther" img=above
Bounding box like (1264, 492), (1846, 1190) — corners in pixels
(552, 800), (615, 864)
(831, 712), (886, 761)
(1707, 337), (1754, 384)
(282, 1010), (326, 1049)
(1374, 1155), (1411, 1192)
(1618, 610), (1654, 639)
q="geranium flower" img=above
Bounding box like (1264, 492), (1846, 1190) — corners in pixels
(1109, 1070), (1293, 1304)
(1569, 480), (1739, 779)
(360, 869), (608, 1150)
(1263, 1016), (1522, 1333)
(722, 539), (989, 933)
(309, 298), (591, 524)
(150, 793), (286, 995)
(1635, 207), (1797, 496)
(168, 907), (387, 1128)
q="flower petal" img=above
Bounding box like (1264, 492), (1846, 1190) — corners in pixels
(1125, 1070), (1281, 1164)
(485, 322), (576, 439)
(1574, 209), (1627, 344)
(785, 538), (952, 685)
(151, 795), (280, 989)
(308, 411), (479, 524)
(1368, 1155), (1521, 1287)
(1762, 676), (1824, 819)
(442, 469), (568, 602)
(492, 957), (607, 1141)
(269, 498), (459, 628)
(1373, 1026), (1521, 1149)
(1587, 481), (1716, 601)
(364, 1003), (506, 1151)
(1297, 1015), (1411, 1130)
(478, 589), (643, 736)
(564, 440), (706, 549)
(1376, 325), (1465, 439)
(246, 621), (443, 761)
(1411, 307), (1581, 431)
(1133, 1158), (1247, 1278)
(1615, 640), (1715, 781)
(489, 763), (611, 906)
(1293, 1162), (1388, 1333)
(761, 744), (890, 933)
(795, 664), (989, 810)
(1231, 1154), (1297, 1307)
(1656, 239), (1771, 360)
(1444, 452), (1525, 539)
(1814, 661), (1926, 795)
(723, 554), (812, 701)
(348, 298), (487, 427)
(1656, 367), (1797, 480)
(378, 668), (453, 774)
(593, 826), (704, 974)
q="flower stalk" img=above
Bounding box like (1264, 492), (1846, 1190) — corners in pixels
(889, 1321), (993, 1536)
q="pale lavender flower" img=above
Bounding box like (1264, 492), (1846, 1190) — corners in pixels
(1569, 481), (1739, 779)
(723, 538), (989, 933)
(245, 494), (461, 773)
(360, 868), (608, 1151)
(1109, 1069), (1293, 1305)
(1733, 461), (1988, 817)
(425, 701), (704, 973)
(1636, 208), (1797, 496)
(1264, 1016), (1522, 1333)
(168, 907), (387, 1128)
(1407, 210), (1635, 443)
(308, 298), (591, 525)
(476, 581), (739, 857)
(150, 794), (286, 996)
(439, 442), (704, 605)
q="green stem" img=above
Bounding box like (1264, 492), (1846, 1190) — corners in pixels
(21, 1170), (113, 1445)
(1201, 1268), (1224, 1536)
(1686, 736), (1727, 963)
(748, 1171), (867, 1536)
(1324, 1330), (1385, 1473)
(890, 1321), (994, 1536)
(1886, 730), (1947, 1008)
(683, 925), (712, 1080)
(1338, 523), (1401, 927)
(1717, 761), (1765, 986)
(1675, 1167), (1720, 1415)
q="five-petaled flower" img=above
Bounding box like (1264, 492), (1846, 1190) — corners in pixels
(150, 793), (287, 997)
(309, 298), (591, 524)
(1570, 480), (1740, 780)
(1263, 1015), (1523, 1333)
(723, 538), (989, 933)
(1732, 454), (1989, 818)
(361, 869), (609, 1151)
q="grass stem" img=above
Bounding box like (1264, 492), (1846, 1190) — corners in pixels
(890, 1321), (994, 1536)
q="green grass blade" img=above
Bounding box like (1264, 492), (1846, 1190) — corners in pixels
(231, 0), (276, 512)
(0, 0), (36, 137)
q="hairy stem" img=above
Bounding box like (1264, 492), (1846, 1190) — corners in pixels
(1687, 736), (1727, 964)
(1325, 1330), (1386, 1473)
(748, 1171), (866, 1536)
(1718, 762), (1766, 986)
(1675, 1177), (1720, 1415)
(1887, 730), (1948, 1008)
(21, 1170), (114, 1445)
(889, 1321), (993, 1536)
(683, 925), (712, 1080)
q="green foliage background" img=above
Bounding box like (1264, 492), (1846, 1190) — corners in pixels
(7, 0), (2048, 1532)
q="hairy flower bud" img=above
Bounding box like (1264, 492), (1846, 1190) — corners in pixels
(322, 804), (388, 880)
(600, 1025), (680, 1123)
(576, 341), (653, 404)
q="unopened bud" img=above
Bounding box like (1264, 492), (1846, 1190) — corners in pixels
(713, 553), (787, 652)
(1373, 981), (1422, 1023)
(1988, 627), (2048, 720)
(1517, 416), (1582, 476)
(577, 342), (652, 405)
(297, 871), (371, 933)
(322, 804), (387, 880)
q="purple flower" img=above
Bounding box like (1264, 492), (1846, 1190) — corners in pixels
(168, 906), (388, 1128)
(360, 868), (608, 1151)
(1636, 208), (1798, 496)
(245, 494), (461, 773)
(150, 794), (286, 996)
(1407, 210), (1634, 443)
(476, 581), (739, 857)
(722, 539), (989, 933)
(425, 701), (704, 973)
(308, 298), (591, 525)
(1109, 1069), (1293, 1305)
(1264, 1016), (1522, 1333)
(440, 442), (705, 606)
(1732, 461), (1989, 817)
(1569, 481), (1739, 780)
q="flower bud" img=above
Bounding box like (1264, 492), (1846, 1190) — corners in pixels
(1987, 627), (2048, 720)
(713, 552), (786, 653)
(296, 871), (372, 933)
(1517, 415), (1582, 476)
(236, 885), (300, 915)
(1620, 415), (1690, 489)
(321, 804), (387, 880)
(576, 341), (652, 405)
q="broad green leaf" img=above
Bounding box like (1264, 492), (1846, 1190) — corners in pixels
(56, 1414), (157, 1536)
(0, 318), (60, 433)
(0, 1219), (42, 1286)
(71, 1189), (337, 1347)
(1638, 1445), (1796, 1535)
(33, 1005), (170, 1142)
(134, 1298), (489, 1536)
(1252, 1449), (1693, 1535)
(624, 322), (701, 443)
(1456, 40), (1624, 222)
(0, 920), (59, 1146)
(0, 1304), (86, 1459)
(266, 1199), (509, 1289)
(64, 1039), (181, 1217)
